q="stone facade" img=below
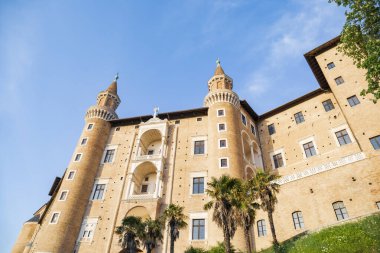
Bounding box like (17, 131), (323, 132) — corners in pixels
(12, 37), (380, 253)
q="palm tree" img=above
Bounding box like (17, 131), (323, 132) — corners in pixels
(234, 180), (260, 253)
(115, 216), (143, 253)
(140, 218), (163, 253)
(253, 171), (280, 247)
(162, 204), (188, 253)
(204, 175), (241, 253)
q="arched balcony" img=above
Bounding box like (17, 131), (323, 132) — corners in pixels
(135, 129), (166, 161)
(126, 162), (162, 201)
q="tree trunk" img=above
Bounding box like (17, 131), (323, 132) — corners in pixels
(222, 213), (232, 253)
(170, 223), (175, 253)
(147, 247), (152, 253)
(243, 218), (252, 253)
(267, 210), (279, 247)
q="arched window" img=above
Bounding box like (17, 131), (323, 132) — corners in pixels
(292, 211), (304, 229)
(332, 201), (349, 221)
(257, 219), (267, 237)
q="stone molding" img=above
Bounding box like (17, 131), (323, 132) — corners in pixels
(274, 152), (366, 185)
(204, 90), (240, 107)
(85, 106), (118, 121)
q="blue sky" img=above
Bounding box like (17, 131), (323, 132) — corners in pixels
(0, 0), (345, 251)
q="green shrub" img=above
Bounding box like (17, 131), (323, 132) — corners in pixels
(184, 246), (207, 253)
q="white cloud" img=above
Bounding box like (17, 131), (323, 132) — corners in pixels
(241, 0), (345, 100)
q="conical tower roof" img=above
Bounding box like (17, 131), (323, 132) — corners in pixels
(106, 80), (117, 94)
(214, 58), (225, 75)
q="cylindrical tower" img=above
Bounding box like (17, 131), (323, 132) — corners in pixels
(204, 60), (245, 179)
(204, 60), (246, 251)
(30, 79), (121, 253)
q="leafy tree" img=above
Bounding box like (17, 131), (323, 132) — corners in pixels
(204, 175), (241, 253)
(140, 218), (163, 253)
(329, 0), (380, 102)
(234, 180), (260, 253)
(115, 216), (143, 253)
(162, 204), (188, 253)
(253, 171), (280, 247)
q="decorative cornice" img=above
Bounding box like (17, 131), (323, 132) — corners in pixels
(208, 74), (233, 90)
(274, 152), (365, 185)
(204, 90), (240, 107)
(85, 105), (118, 121)
(96, 91), (121, 107)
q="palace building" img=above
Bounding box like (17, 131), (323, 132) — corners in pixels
(12, 36), (380, 253)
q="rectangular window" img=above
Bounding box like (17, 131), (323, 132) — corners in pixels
(333, 201), (349, 221)
(335, 129), (352, 146)
(334, 76), (344, 85)
(197, 117), (202, 122)
(268, 124), (276, 135)
(218, 123), (226, 131)
(103, 149), (115, 163)
(250, 124), (256, 135)
(74, 154), (82, 162)
(220, 158), (228, 168)
(217, 109), (225, 117)
(87, 123), (94, 130)
(59, 191), (68, 201)
(192, 177), (204, 194)
(257, 220), (267, 237)
(303, 141), (317, 158)
(376, 201), (380, 209)
(92, 184), (106, 200)
(78, 218), (98, 242)
(347, 95), (360, 107)
(192, 219), (205, 240)
(292, 211), (304, 229)
(370, 136), (380, 150)
(327, 62), (335, 69)
(322, 99), (335, 112)
(50, 212), (60, 224)
(294, 112), (305, 124)
(175, 120), (180, 124)
(81, 138), (88, 145)
(273, 153), (284, 169)
(194, 141), (205, 155)
(67, 171), (75, 180)
(147, 149), (154, 155)
(241, 114), (247, 126)
(219, 139), (227, 148)
(141, 184), (148, 193)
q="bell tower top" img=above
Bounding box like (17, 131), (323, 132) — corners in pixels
(96, 74), (121, 111)
(208, 59), (233, 92)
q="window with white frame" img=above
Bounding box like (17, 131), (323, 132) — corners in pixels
(292, 211), (304, 229)
(59, 190), (68, 201)
(257, 219), (267, 237)
(103, 149), (115, 163)
(335, 129), (352, 146)
(299, 137), (318, 158)
(49, 212), (60, 224)
(218, 123), (226, 132)
(87, 123), (94, 130)
(270, 149), (285, 169)
(192, 137), (207, 155)
(91, 179), (108, 200)
(194, 141), (205, 155)
(74, 153), (82, 162)
(67, 170), (76, 180)
(219, 139), (227, 148)
(332, 201), (349, 221)
(189, 212), (207, 241)
(219, 158), (229, 168)
(217, 109), (225, 117)
(241, 114), (247, 126)
(77, 218), (98, 243)
(192, 177), (205, 194)
(273, 153), (284, 169)
(80, 138), (88, 145)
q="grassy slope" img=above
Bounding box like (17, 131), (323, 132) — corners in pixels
(259, 213), (380, 253)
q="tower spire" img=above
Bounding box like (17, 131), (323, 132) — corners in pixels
(106, 73), (118, 95)
(214, 58), (225, 75)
